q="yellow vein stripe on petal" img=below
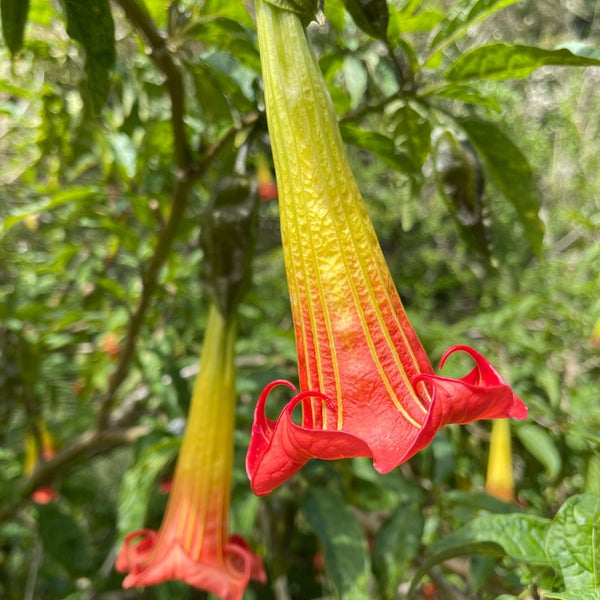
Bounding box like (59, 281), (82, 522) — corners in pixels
(260, 2), (426, 426)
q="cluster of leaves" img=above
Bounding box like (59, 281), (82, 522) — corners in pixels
(1, 0), (599, 598)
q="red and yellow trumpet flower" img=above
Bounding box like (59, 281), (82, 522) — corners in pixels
(246, 0), (527, 496)
(116, 305), (265, 599)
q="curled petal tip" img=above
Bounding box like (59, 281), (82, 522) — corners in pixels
(509, 398), (528, 420)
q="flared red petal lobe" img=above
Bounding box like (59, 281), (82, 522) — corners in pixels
(409, 345), (527, 456)
(247, 381), (371, 495)
(247, 347), (527, 495)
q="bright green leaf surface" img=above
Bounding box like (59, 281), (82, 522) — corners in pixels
(516, 423), (562, 479)
(446, 43), (600, 81)
(340, 123), (413, 174)
(546, 494), (600, 591)
(37, 503), (93, 576)
(373, 499), (424, 600)
(302, 487), (371, 599)
(435, 513), (551, 566)
(426, 0), (520, 66)
(62, 0), (116, 114)
(544, 592), (600, 600)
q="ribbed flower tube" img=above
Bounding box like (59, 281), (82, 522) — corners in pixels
(117, 304), (265, 599)
(246, 0), (527, 496)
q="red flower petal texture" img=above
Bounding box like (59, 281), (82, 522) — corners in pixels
(247, 0), (527, 496)
(116, 306), (265, 598)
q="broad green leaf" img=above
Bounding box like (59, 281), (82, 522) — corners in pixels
(516, 423), (562, 479)
(373, 499), (424, 600)
(109, 132), (137, 179)
(428, 83), (501, 112)
(392, 102), (431, 173)
(446, 43), (600, 81)
(426, 0), (520, 67)
(585, 455), (600, 494)
(408, 512), (551, 594)
(431, 512), (550, 566)
(302, 487), (371, 599)
(115, 437), (180, 547)
(408, 541), (504, 597)
(342, 56), (368, 110)
(388, 5), (443, 38)
(37, 503), (93, 576)
(62, 0), (116, 114)
(457, 116), (544, 257)
(546, 494), (600, 591)
(341, 0), (389, 40)
(1, 0), (30, 55)
(0, 186), (104, 234)
(340, 123), (413, 174)
(544, 592), (600, 600)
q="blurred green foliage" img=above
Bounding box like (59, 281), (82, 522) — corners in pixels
(1, 0), (599, 598)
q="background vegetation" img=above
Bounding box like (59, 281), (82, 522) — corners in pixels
(1, 0), (599, 598)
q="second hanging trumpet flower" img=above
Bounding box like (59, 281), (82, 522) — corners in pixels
(247, 0), (527, 496)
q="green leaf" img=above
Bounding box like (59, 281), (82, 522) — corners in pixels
(546, 494), (600, 591)
(466, 513), (551, 565)
(1, 0), (30, 55)
(342, 56), (368, 110)
(37, 503), (93, 576)
(446, 43), (600, 81)
(388, 5), (443, 37)
(62, 0), (116, 114)
(302, 487), (371, 599)
(457, 116), (545, 257)
(543, 592), (600, 600)
(431, 83), (502, 112)
(341, 0), (389, 40)
(373, 499), (424, 600)
(408, 541), (504, 597)
(409, 511), (551, 594)
(340, 123), (413, 174)
(0, 186), (105, 234)
(426, 0), (520, 67)
(115, 437), (180, 546)
(392, 102), (431, 173)
(516, 422), (562, 479)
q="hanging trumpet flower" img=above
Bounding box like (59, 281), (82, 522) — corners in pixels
(246, 0), (527, 496)
(117, 176), (265, 598)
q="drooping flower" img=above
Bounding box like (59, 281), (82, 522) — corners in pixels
(116, 305), (265, 599)
(246, 0), (527, 496)
(24, 421), (59, 504)
(485, 419), (516, 502)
